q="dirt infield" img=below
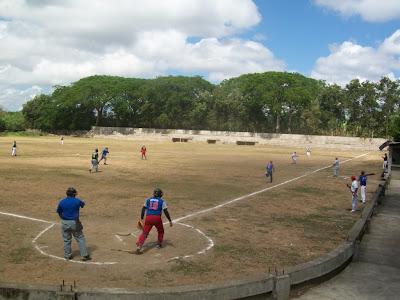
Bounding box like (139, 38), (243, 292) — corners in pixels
(0, 136), (385, 288)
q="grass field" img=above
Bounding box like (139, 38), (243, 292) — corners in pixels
(0, 136), (384, 288)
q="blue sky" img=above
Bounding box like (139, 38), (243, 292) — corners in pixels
(0, 0), (399, 112)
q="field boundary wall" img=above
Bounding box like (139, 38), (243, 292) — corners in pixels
(88, 126), (386, 151)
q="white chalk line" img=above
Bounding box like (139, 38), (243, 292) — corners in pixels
(0, 211), (117, 265)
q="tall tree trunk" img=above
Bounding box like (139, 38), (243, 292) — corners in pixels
(276, 114), (281, 133)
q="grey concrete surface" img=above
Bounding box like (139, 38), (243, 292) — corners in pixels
(297, 168), (400, 300)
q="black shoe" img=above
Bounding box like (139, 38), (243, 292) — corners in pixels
(65, 256), (72, 260)
(81, 255), (92, 261)
(156, 244), (162, 249)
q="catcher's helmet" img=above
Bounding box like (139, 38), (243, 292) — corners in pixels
(66, 187), (77, 197)
(153, 188), (163, 198)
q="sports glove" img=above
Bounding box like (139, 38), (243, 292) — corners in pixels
(136, 219), (144, 231)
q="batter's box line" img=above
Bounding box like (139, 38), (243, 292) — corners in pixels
(169, 222), (214, 261)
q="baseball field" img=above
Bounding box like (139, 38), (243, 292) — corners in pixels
(0, 135), (384, 288)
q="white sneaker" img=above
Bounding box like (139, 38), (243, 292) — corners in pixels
(350, 209), (356, 212)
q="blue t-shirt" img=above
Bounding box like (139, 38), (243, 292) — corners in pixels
(266, 163), (274, 172)
(144, 197), (167, 216)
(102, 149), (109, 156)
(57, 196), (85, 220)
(359, 175), (367, 186)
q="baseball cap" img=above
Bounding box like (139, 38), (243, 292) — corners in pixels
(351, 175), (356, 179)
(270, 160), (273, 163)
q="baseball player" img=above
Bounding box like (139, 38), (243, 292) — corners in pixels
(291, 152), (298, 164)
(266, 160), (275, 183)
(347, 176), (358, 212)
(332, 157), (339, 177)
(358, 171), (375, 203)
(56, 187), (91, 261)
(135, 188), (173, 252)
(306, 148), (311, 158)
(60, 137), (64, 145)
(141, 145), (147, 160)
(11, 140), (18, 156)
(89, 148), (99, 173)
(98, 147), (109, 165)
(382, 153), (388, 172)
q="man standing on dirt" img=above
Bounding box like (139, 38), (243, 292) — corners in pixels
(347, 176), (358, 212)
(12, 140), (18, 156)
(382, 153), (388, 172)
(56, 187), (91, 261)
(291, 152), (298, 164)
(332, 157), (339, 177)
(90, 148), (99, 173)
(141, 144), (147, 160)
(266, 160), (275, 183)
(134, 188), (173, 253)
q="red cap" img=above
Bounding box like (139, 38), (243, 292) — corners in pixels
(351, 175), (356, 179)
(270, 160), (273, 163)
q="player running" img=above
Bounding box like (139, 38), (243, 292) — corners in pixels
(98, 147), (109, 165)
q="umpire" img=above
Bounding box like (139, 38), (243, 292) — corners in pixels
(56, 187), (91, 261)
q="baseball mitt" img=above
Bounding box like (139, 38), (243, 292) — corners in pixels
(136, 219), (144, 231)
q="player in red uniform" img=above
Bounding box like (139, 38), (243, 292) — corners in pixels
(141, 144), (147, 160)
(134, 188), (172, 253)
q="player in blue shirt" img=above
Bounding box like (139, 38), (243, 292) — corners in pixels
(266, 160), (275, 183)
(98, 147), (109, 165)
(358, 171), (375, 204)
(56, 187), (91, 261)
(135, 188), (173, 253)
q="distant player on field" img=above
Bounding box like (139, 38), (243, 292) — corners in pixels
(141, 145), (147, 160)
(306, 148), (311, 158)
(12, 140), (18, 156)
(291, 152), (298, 164)
(332, 157), (339, 177)
(98, 147), (109, 165)
(89, 149), (99, 173)
(266, 160), (275, 183)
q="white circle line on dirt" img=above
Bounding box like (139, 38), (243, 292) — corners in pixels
(168, 222), (215, 261)
(0, 211), (117, 265)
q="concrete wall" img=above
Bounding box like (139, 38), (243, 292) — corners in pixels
(88, 126), (386, 151)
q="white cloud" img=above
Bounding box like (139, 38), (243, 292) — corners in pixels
(0, 0), (285, 111)
(311, 30), (400, 86)
(314, 0), (400, 22)
(0, 86), (46, 112)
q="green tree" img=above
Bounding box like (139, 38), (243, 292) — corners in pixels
(376, 77), (400, 137)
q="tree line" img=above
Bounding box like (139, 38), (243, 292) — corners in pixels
(1, 72), (399, 140)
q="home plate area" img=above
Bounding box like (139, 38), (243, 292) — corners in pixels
(35, 215), (212, 265)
